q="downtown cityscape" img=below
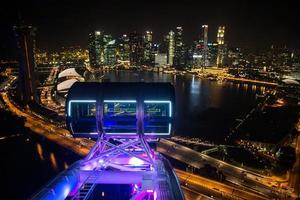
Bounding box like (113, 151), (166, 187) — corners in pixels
(0, 1), (300, 200)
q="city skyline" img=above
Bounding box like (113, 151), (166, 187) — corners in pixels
(0, 1), (299, 199)
(1, 0), (300, 60)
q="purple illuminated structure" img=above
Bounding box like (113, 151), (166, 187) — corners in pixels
(31, 83), (184, 200)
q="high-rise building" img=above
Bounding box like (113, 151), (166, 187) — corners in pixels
(201, 25), (209, 67)
(217, 26), (226, 67)
(217, 26), (225, 45)
(202, 25), (208, 46)
(102, 34), (117, 66)
(208, 42), (218, 66)
(129, 32), (144, 66)
(143, 31), (154, 66)
(88, 31), (103, 67)
(166, 30), (175, 66)
(14, 25), (38, 103)
(173, 27), (185, 69)
(105, 40), (117, 66)
(118, 34), (130, 62)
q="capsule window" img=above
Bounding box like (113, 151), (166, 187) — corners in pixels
(69, 101), (97, 134)
(103, 100), (137, 135)
(144, 101), (172, 136)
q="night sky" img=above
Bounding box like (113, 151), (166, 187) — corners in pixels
(1, 0), (300, 59)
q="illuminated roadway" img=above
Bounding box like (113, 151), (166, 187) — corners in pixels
(157, 138), (295, 199)
(175, 169), (268, 200)
(1, 91), (93, 157)
(223, 77), (278, 87)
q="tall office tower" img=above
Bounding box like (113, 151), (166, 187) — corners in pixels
(143, 30), (154, 66)
(118, 34), (130, 61)
(202, 25), (208, 46)
(105, 40), (117, 66)
(208, 42), (218, 66)
(129, 32), (144, 66)
(217, 26), (225, 45)
(88, 31), (103, 67)
(202, 25), (209, 67)
(216, 26), (225, 67)
(173, 27), (185, 69)
(166, 30), (175, 66)
(14, 25), (38, 103)
(102, 34), (116, 66)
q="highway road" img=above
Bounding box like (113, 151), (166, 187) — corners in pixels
(1, 92), (94, 157)
(182, 186), (214, 200)
(224, 77), (278, 87)
(157, 138), (293, 199)
(0, 76), (17, 108)
(40, 67), (65, 115)
(175, 169), (268, 200)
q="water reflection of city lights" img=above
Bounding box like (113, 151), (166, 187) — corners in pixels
(190, 75), (200, 94)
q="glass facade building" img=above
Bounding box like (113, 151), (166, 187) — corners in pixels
(88, 31), (103, 67)
(173, 27), (185, 69)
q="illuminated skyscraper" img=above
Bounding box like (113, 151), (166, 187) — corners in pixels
(166, 30), (175, 66)
(14, 25), (38, 103)
(217, 26), (225, 45)
(88, 31), (103, 67)
(143, 30), (154, 66)
(118, 34), (130, 61)
(173, 27), (185, 68)
(144, 30), (152, 43)
(129, 32), (144, 66)
(202, 25), (209, 66)
(102, 34), (116, 66)
(104, 39), (117, 66)
(208, 42), (218, 66)
(202, 25), (208, 47)
(217, 26), (225, 67)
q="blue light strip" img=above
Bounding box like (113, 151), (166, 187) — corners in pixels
(144, 100), (172, 117)
(68, 100), (97, 116)
(104, 100), (136, 103)
(106, 132), (137, 135)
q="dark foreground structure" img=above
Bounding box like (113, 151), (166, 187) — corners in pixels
(31, 82), (184, 200)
